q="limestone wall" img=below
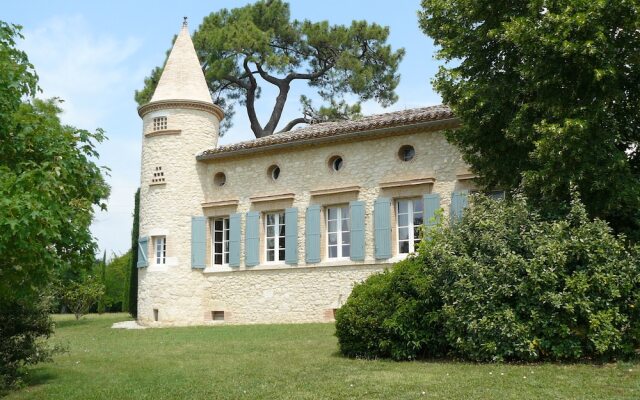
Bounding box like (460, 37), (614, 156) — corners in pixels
(138, 117), (475, 326)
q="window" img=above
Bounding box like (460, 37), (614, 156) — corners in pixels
(153, 116), (167, 131)
(397, 199), (423, 254)
(398, 145), (415, 162)
(151, 166), (165, 184)
(329, 155), (343, 171)
(327, 206), (350, 259)
(267, 164), (281, 181)
(154, 236), (166, 264)
(265, 212), (285, 262)
(213, 172), (226, 187)
(212, 217), (229, 266)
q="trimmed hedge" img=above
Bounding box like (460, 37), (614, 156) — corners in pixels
(335, 194), (640, 361)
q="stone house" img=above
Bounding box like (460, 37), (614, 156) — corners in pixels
(136, 22), (476, 326)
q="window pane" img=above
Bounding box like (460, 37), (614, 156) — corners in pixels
(266, 226), (275, 238)
(328, 220), (337, 233)
(328, 246), (338, 258)
(341, 218), (349, 232)
(215, 230), (222, 242)
(279, 224), (285, 237)
(224, 242), (229, 252)
(399, 227), (409, 241)
(342, 232), (350, 245)
(398, 200), (408, 214)
(399, 241), (410, 254)
(414, 226), (422, 239)
(398, 214), (409, 227)
(413, 215), (424, 226)
(328, 208), (338, 220)
(224, 253), (229, 264)
(267, 250), (275, 262)
(267, 214), (275, 225)
(279, 213), (285, 223)
(328, 233), (337, 245)
(342, 245), (350, 257)
(279, 237), (285, 249)
(214, 254), (222, 265)
(215, 243), (222, 254)
(341, 206), (349, 219)
(215, 220), (223, 230)
(267, 238), (275, 250)
(413, 199), (423, 213)
(278, 249), (285, 261)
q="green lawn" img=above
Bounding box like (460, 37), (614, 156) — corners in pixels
(6, 314), (638, 399)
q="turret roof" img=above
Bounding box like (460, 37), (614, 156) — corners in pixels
(150, 20), (212, 104)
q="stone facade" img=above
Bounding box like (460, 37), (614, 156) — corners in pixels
(136, 23), (475, 327)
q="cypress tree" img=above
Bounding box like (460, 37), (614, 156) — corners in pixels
(97, 250), (106, 313)
(127, 188), (140, 318)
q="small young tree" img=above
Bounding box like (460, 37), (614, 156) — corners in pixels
(59, 276), (105, 320)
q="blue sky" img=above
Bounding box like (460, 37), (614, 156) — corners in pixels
(3, 0), (443, 257)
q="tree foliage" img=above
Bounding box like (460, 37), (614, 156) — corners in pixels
(0, 21), (109, 388)
(135, 0), (404, 138)
(102, 251), (130, 312)
(336, 194), (640, 362)
(418, 0), (640, 239)
(59, 275), (105, 320)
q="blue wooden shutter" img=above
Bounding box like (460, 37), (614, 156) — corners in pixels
(285, 207), (298, 265)
(229, 213), (241, 267)
(450, 191), (469, 224)
(305, 205), (321, 264)
(373, 198), (391, 260)
(245, 211), (260, 267)
(349, 201), (365, 261)
(423, 193), (441, 227)
(137, 236), (149, 268)
(191, 216), (207, 268)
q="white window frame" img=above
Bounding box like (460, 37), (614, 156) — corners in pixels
(211, 217), (229, 267)
(326, 205), (350, 259)
(396, 198), (423, 255)
(154, 236), (166, 264)
(264, 211), (286, 264)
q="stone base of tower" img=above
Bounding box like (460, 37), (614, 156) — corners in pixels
(136, 263), (386, 326)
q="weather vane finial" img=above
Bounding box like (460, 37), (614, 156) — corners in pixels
(183, 16), (188, 27)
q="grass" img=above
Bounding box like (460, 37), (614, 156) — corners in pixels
(5, 314), (639, 400)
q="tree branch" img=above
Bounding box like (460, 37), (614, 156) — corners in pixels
(255, 63), (284, 86)
(242, 57), (264, 138)
(285, 63), (334, 82)
(278, 117), (308, 133)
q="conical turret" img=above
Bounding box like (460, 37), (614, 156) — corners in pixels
(150, 18), (212, 104)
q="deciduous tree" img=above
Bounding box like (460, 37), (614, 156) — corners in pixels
(419, 0), (640, 238)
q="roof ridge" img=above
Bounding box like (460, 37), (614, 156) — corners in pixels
(198, 105), (454, 160)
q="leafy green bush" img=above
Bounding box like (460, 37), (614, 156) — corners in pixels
(335, 194), (640, 362)
(0, 295), (55, 391)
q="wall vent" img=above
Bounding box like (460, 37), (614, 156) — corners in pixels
(151, 166), (165, 184)
(153, 309), (159, 322)
(212, 311), (225, 321)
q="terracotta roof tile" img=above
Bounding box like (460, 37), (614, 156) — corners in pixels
(197, 105), (454, 160)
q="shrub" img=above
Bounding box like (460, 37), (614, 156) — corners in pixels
(0, 295), (55, 391)
(59, 275), (105, 320)
(335, 194), (640, 362)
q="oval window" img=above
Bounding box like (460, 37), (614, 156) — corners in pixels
(213, 172), (226, 187)
(398, 145), (415, 162)
(268, 165), (281, 181)
(329, 155), (343, 172)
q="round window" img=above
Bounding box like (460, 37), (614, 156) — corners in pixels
(213, 172), (226, 186)
(329, 155), (343, 172)
(268, 165), (281, 181)
(398, 145), (415, 162)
